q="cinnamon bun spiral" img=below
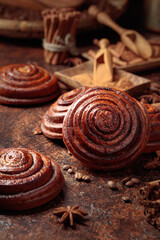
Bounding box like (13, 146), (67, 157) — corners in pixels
(0, 63), (60, 105)
(41, 87), (89, 139)
(0, 148), (64, 210)
(63, 87), (150, 170)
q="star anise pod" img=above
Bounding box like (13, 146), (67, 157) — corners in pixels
(139, 94), (160, 104)
(143, 155), (160, 170)
(54, 205), (88, 226)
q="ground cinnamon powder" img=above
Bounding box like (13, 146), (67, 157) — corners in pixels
(72, 73), (133, 91)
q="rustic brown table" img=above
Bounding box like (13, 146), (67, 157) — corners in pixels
(0, 37), (160, 240)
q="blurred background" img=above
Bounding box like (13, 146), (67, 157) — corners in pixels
(0, 0), (159, 42)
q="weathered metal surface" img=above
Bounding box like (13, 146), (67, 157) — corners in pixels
(0, 38), (160, 240)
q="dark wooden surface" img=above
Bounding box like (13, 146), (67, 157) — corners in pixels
(0, 36), (160, 240)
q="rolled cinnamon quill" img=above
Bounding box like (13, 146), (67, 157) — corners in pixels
(0, 148), (64, 210)
(42, 8), (80, 65)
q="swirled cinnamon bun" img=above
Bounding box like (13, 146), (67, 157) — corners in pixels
(0, 63), (60, 105)
(41, 87), (89, 139)
(0, 148), (64, 210)
(63, 87), (150, 170)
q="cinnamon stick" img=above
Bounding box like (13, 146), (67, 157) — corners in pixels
(112, 56), (127, 66)
(42, 8), (80, 65)
(51, 14), (67, 65)
(59, 11), (80, 64)
(113, 41), (125, 58)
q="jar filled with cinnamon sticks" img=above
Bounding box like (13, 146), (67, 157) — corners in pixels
(42, 8), (80, 65)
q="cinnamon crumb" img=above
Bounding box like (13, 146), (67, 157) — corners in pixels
(33, 128), (42, 135)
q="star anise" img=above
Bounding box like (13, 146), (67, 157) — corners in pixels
(139, 94), (160, 104)
(54, 205), (88, 226)
(143, 155), (160, 170)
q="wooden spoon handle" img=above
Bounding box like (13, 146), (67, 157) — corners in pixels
(88, 5), (125, 35)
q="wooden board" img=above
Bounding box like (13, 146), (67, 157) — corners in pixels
(55, 60), (151, 96)
(0, 37), (160, 240)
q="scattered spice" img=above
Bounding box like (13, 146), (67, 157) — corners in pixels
(82, 175), (90, 182)
(107, 181), (118, 190)
(122, 196), (131, 203)
(131, 178), (140, 184)
(68, 168), (75, 174)
(125, 180), (134, 187)
(33, 128), (42, 135)
(122, 177), (140, 188)
(122, 177), (131, 185)
(139, 179), (160, 230)
(75, 173), (83, 181)
(143, 155), (160, 170)
(54, 205), (88, 226)
(63, 165), (71, 170)
(68, 150), (72, 156)
(63, 165), (91, 183)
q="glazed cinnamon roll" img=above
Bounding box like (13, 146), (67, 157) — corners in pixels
(0, 63), (60, 105)
(63, 87), (150, 170)
(0, 148), (64, 210)
(41, 87), (89, 139)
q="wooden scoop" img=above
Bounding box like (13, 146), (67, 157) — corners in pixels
(88, 5), (152, 59)
(93, 38), (113, 86)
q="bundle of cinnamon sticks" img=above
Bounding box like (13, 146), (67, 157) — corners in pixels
(140, 179), (160, 230)
(42, 8), (80, 65)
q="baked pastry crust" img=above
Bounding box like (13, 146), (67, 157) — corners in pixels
(63, 87), (150, 170)
(143, 104), (160, 153)
(0, 148), (64, 210)
(0, 63), (60, 105)
(41, 87), (89, 139)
